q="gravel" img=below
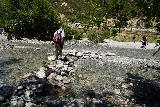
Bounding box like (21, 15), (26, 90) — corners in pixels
(0, 39), (160, 106)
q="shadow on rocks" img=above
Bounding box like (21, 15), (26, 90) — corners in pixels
(126, 73), (160, 107)
(0, 58), (23, 68)
(0, 85), (15, 106)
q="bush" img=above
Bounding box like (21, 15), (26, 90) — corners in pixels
(86, 28), (110, 43)
(0, 0), (61, 40)
(62, 24), (84, 40)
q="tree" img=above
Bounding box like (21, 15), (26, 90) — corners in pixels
(0, 0), (61, 40)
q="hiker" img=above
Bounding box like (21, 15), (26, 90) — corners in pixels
(133, 35), (136, 43)
(53, 27), (65, 60)
(141, 35), (148, 48)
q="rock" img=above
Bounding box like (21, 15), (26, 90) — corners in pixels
(69, 69), (76, 75)
(0, 95), (4, 102)
(105, 52), (116, 56)
(55, 75), (63, 81)
(114, 89), (121, 95)
(25, 102), (37, 107)
(90, 53), (96, 58)
(36, 71), (46, 79)
(76, 52), (83, 57)
(129, 83), (133, 86)
(82, 55), (89, 59)
(63, 65), (68, 71)
(17, 86), (23, 90)
(67, 67), (73, 71)
(48, 56), (56, 61)
(98, 55), (103, 59)
(61, 71), (68, 76)
(121, 84), (129, 89)
(10, 96), (25, 107)
(48, 64), (56, 69)
(63, 76), (70, 84)
(22, 73), (33, 79)
(47, 73), (57, 80)
(56, 64), (64, 68)
(68, 49), (77, 56)
(116, 77), (124, 82)
(78, 74), (83, 78)
(25, 90), (32, 101)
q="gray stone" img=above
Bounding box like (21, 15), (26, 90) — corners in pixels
(63, 76), (70, 84)
(0, 95), (4, 102)
(76, 52), (83, 57)
(25, 102), (37, 107)
(36, 71), (46, 79)
(10, 96), (25, 107)
(55, 75), (63, 81)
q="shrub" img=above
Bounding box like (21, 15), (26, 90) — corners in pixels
(62, 24), (84, 40)
(86, 28), (110, 43)
(0, 0), (61, 41)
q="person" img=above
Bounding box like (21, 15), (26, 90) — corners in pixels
(53, 27), (65, 60)
(141, 35), (148, 48)
(132, 35), (136, 43)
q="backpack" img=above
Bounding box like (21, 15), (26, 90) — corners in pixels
(53, 31), (63, 44)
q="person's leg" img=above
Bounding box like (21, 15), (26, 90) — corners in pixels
(59, 43), (64, 57)
(55, 43), (59, 60)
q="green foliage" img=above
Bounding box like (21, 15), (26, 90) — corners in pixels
(62, 24), (84, 40)
(111, 28), (118, 37)
(0, 0), (61, 40)
(86, 28), (110, 43)
(62, 24), (74, 40)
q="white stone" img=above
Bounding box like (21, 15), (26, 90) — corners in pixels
(99, 55), (103, 59)
(106, 52), (116, 56)
(63, 76), (70, 84)
(130, 83), (133, 86)
(25, 102), (36, 107)
(56, 63), (64, 68)
(48, 56), (56, 61)
(36, 71), (46, 78)
(76, 52), (83, 57)
(63, 65), (68, 71)
(82, 55), (89, 59)
(69, 49), (77, 56)
(90, 53), (96, 58)
(121, 84), (128, 89)
(48, 64), (56, 69)
(55, 75), (63, 81)
(114, 89), (121, 95)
